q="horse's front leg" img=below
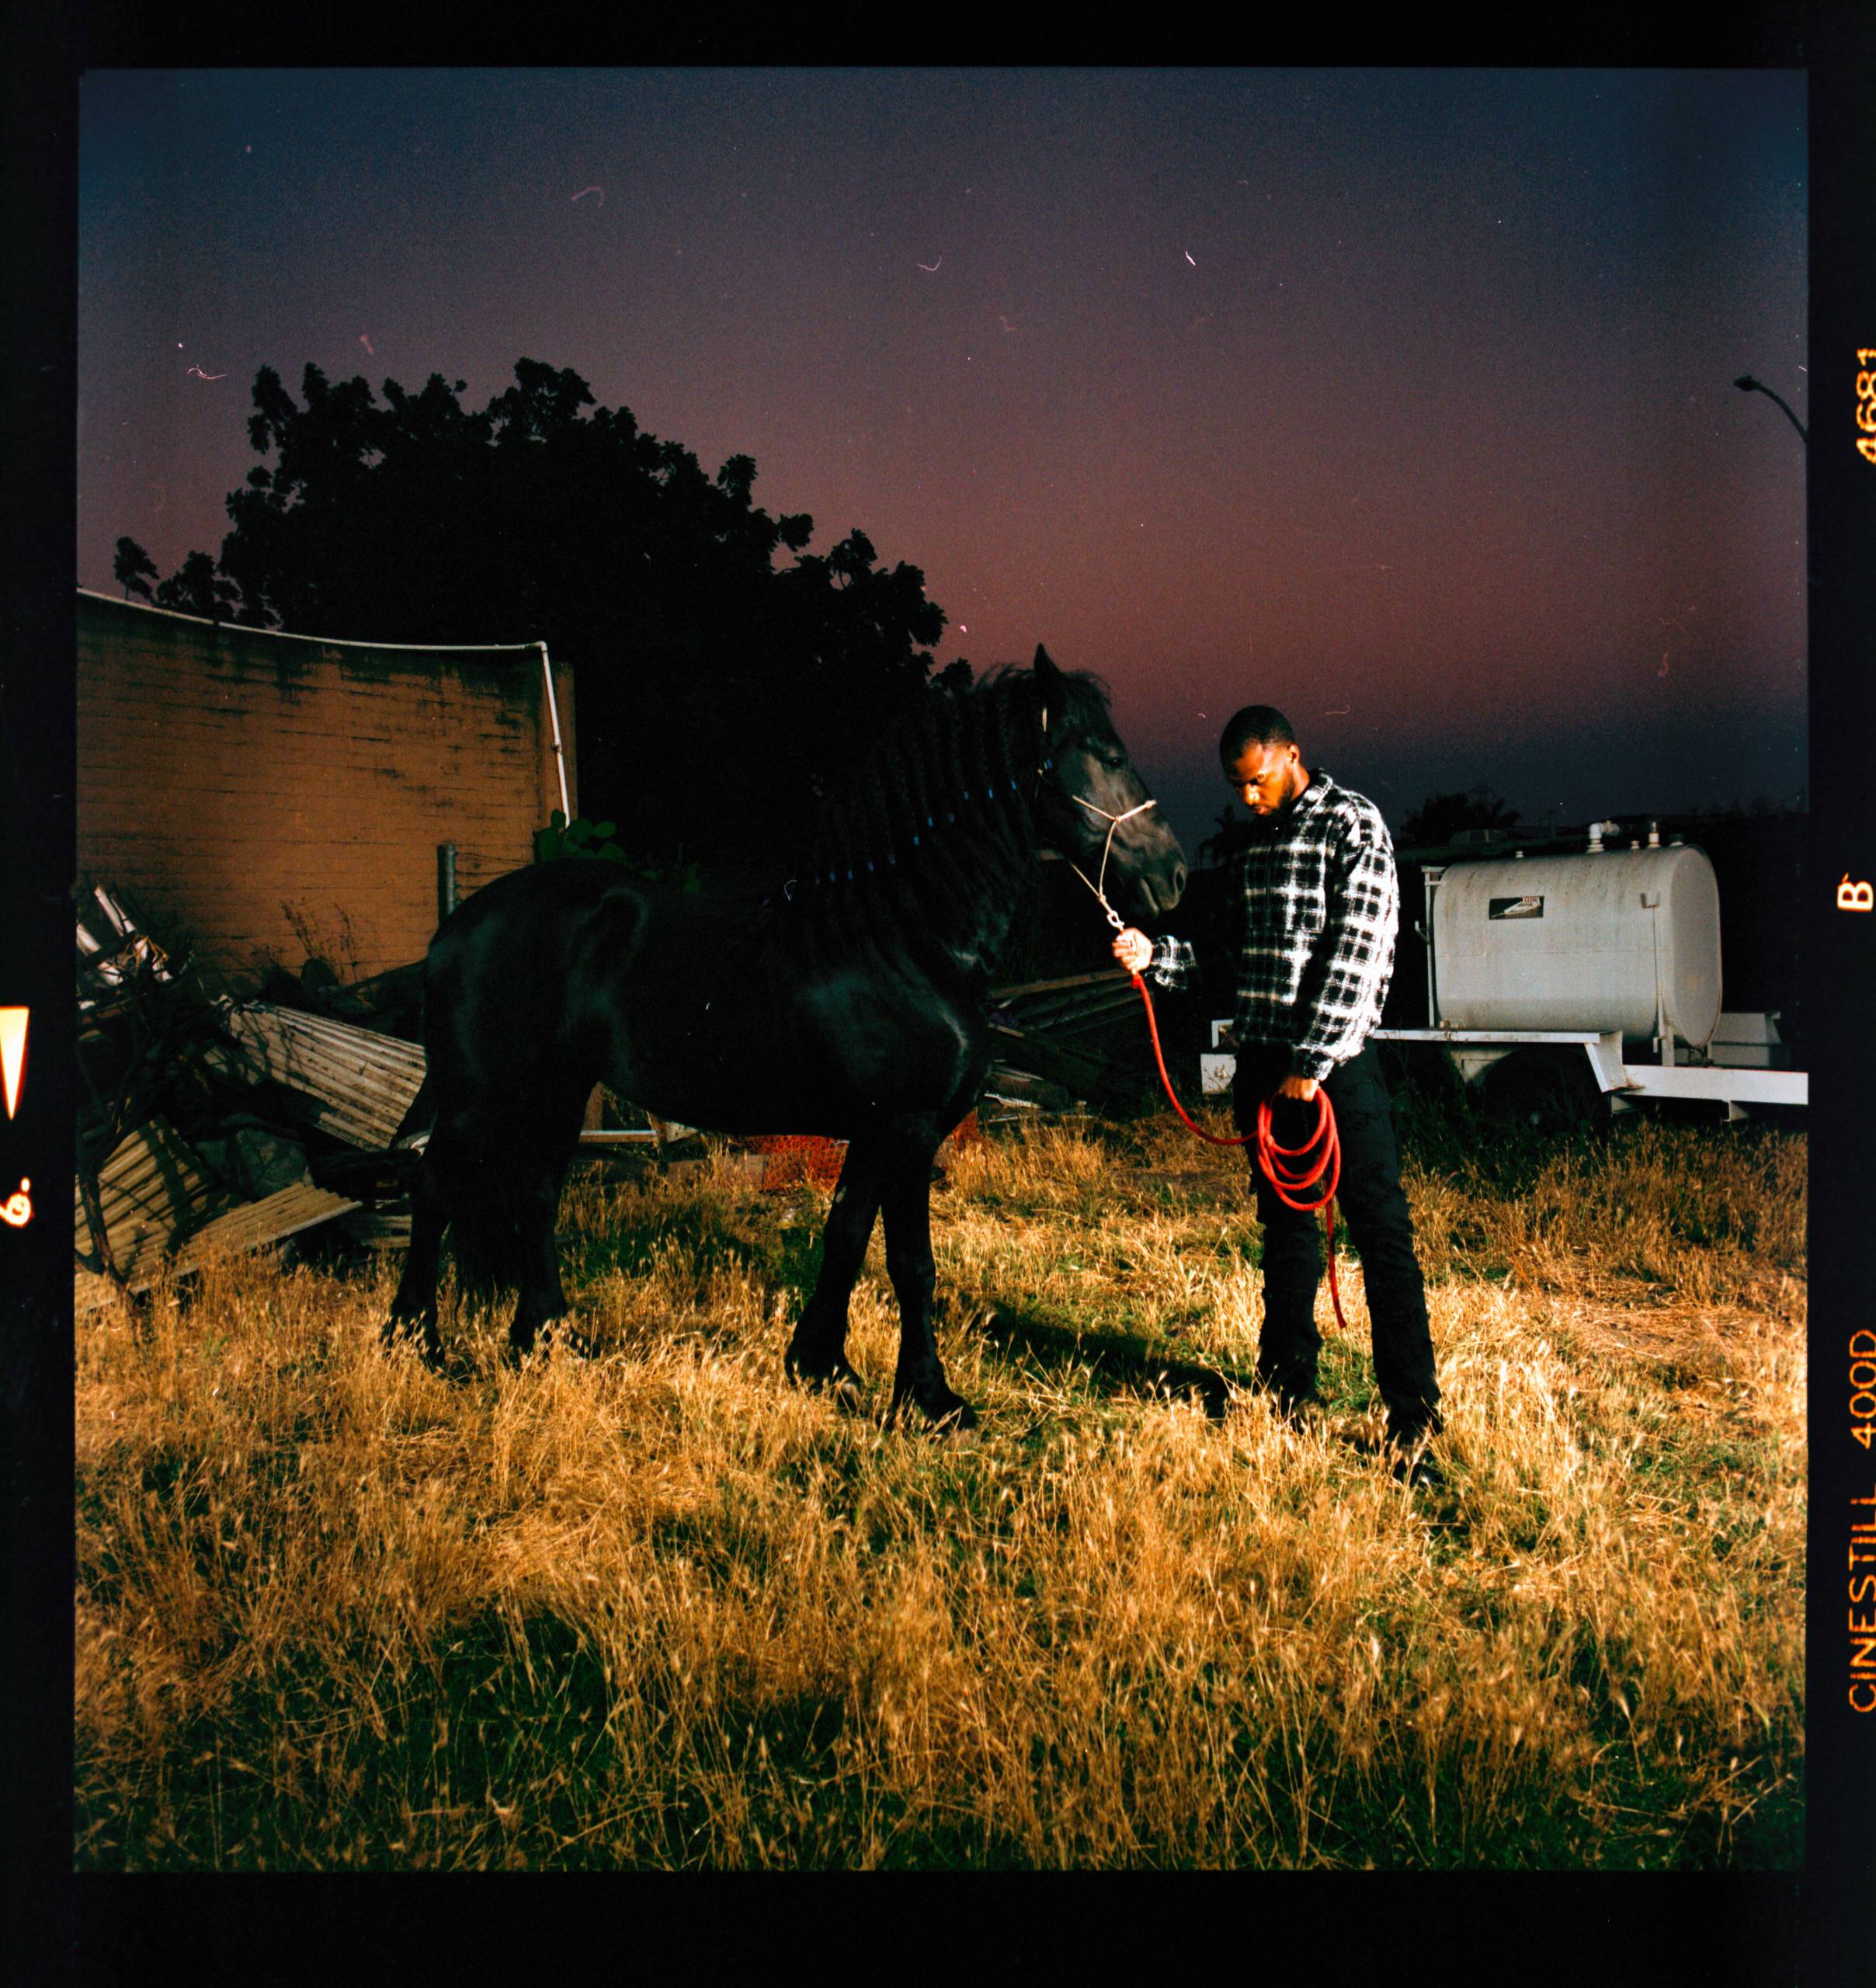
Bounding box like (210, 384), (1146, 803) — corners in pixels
(785, 1136), (885, 1403)
(880, 1128), (974, 1431)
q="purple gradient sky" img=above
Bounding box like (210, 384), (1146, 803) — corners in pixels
(77, 68), (1808, 856)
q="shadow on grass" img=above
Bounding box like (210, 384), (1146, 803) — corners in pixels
(965, 1304), (1244, 1420)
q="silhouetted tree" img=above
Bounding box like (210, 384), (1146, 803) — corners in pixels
(1198, 805), (1254, 869)
(122, 359), (961, 859)
(1400, 785), (1521, 848)
(153, 550), (238, 621)
(112, 536), (158, 602)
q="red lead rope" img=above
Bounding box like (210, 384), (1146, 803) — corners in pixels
(1126, 970), (1353, 1334)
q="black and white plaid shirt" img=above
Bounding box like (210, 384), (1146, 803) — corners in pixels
(1148, 770), (1398, 1083)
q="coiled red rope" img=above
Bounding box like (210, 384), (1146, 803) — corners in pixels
(1127, 970), (1352, 1333)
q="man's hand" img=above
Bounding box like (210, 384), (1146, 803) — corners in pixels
(1277, 1073), (1321, 1102)
(1113, 928), (1153, 974)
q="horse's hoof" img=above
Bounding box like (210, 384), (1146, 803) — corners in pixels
(508, 1319), (587, 1366)
(786, 1345), (863, 1402)
(383, 1319), (445, 1368)
(887, 1387), (978, 1434)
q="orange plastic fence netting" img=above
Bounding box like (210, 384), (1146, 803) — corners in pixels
(745, 1112), (985, 1191)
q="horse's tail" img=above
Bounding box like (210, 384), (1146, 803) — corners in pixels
(429, 1131), (532, 1300)
(392, 1070), (521, 1295)
(411, 926), (526, 1298)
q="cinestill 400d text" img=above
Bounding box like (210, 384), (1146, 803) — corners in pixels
(1846, 1328), (1876, 1713)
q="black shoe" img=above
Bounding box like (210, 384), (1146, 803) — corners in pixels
(1386, 1406), (1443, 1448)
(1386, 1420), (1445, 1490)
(1254, 1372), (1323, 1426)
(1389, 1451), (1445, 1493)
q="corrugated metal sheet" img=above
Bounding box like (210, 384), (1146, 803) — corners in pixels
(75, 1269), (126, 1313)
(176, 1182), (361, 1267)
(76, 881), (176, 1026)
(75, 1176), (363, 1312)
(75, 1118), (227, 1293)
(213, 1003), (427, 1150)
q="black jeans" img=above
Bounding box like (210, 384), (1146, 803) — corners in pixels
(1232, 1041), (1441, 1441)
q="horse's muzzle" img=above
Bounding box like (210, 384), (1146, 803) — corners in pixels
(1100, 811), (1185, 917)
(1138, 862), (1187, 915)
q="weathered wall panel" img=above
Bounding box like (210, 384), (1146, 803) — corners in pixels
(76, 591), (578, 985)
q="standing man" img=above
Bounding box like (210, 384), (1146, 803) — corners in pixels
(1113, 706), (1443, 1486)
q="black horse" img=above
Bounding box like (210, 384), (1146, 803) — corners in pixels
(387, 646), (1186, 1427)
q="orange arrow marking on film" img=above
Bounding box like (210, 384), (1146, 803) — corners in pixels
(0, 1008), (26, 1120)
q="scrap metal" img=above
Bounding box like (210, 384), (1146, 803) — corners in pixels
(210, 1001), (429, 1151)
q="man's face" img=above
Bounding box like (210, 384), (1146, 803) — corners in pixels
(1224, 738), (1305, 816)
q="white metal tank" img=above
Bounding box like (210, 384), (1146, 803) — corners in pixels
(1431, 843), (1721, 1044)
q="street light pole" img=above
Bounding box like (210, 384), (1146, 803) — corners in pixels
(1734, 374), (1808, 444)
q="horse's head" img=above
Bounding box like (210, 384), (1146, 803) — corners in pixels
(1029, 645), (1187, 919)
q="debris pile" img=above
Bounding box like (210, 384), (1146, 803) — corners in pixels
(981, 969), (1162, 1126)
(71, 892), (1159, 1309)
(74, 881), (433, 1312)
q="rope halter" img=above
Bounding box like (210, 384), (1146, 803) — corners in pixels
(1036, 702), (1159, 933)
(1062, 791), (1159, 933)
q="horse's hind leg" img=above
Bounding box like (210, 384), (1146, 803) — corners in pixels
(505, 1093), (589, 1363)
(385, 1146), (449, 1368)
(785, 1137), (885, 1401)
(507, 1166), (574, 1361)
(880, 1128), (974, 1430)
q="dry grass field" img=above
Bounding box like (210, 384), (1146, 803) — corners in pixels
(72, 1087), (1806, 1869)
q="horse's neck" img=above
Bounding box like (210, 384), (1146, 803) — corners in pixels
(912, 848), (1027, 984)
(782, 685), (1043, 988)
(773, 808), (1035, 995)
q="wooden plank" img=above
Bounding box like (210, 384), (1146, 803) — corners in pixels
(337, 1206), (413, 1249)
(981, 1064), (1071, 1097)
(990, 968), (1131, 1000)
(1045, 1005), (1148, 1041)
(988, 1022), (1119, 1090)
(1000, 985), (1141, 1033)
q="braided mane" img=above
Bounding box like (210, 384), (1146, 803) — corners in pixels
(767, 665), (1113, 968)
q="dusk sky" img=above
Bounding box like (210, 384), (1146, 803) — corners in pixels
(76, 67), (1808, 858)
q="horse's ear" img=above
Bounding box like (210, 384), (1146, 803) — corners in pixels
(1032, 645), (1064, 725)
